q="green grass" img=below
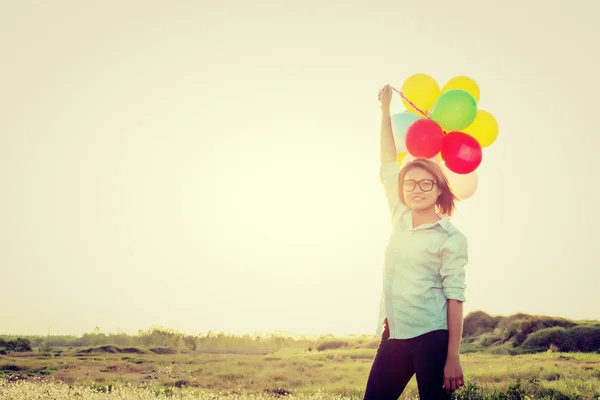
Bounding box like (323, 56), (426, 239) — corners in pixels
(1, 344), (600, 399)
(2, 312), (600, 398)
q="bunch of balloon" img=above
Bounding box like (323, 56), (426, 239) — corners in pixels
(390, 73), (499, 200)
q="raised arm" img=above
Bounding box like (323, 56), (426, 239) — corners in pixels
(379, 84), (396, 165)
(379, 85), (406, 221)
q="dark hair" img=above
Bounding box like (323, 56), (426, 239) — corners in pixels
(398, 158), (458, 216)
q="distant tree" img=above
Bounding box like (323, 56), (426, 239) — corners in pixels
(183, 335), (197, 351)
(39, 342), (53, 353)
(5, 338), (32, 352)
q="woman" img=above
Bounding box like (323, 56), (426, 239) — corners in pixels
(363, 84), (468, 400)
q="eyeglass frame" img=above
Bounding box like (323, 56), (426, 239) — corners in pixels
(402, 179), (437, 192)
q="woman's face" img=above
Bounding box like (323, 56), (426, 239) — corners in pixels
(402, 167), (440, 212)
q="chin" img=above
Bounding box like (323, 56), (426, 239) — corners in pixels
(407, 202), (436, 212)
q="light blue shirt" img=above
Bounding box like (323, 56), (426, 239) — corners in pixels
(376, 162), (468, 339)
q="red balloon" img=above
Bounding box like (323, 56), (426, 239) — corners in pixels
(405, 119), (445, 158)
(441, 131), (482, 174)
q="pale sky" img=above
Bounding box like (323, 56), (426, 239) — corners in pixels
(1, 1), (599, 337)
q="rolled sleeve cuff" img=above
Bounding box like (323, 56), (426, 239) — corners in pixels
(440, 233), (468, 303)
(443, 288), (466, 302)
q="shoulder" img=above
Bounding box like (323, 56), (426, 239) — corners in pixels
(438, 218), (468, 248)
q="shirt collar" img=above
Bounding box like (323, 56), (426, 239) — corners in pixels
(436, 215), (452, 232)
(403, 211), (452, 232)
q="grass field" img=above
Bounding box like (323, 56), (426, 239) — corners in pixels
(3, 313), (600, 399)
(1, 344), (600, 399)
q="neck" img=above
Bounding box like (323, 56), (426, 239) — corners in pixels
(411, 208), (440, 228)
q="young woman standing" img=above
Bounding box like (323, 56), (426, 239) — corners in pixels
(363, 84), (468, 399)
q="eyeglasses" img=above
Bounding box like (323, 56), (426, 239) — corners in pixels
(402, 179), (437, 192)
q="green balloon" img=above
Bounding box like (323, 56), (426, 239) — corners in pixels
(430, 89), (477, 131)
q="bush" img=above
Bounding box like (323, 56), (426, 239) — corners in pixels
(149, 347), (177, 355)
(39, 343), (53, 353)
(507, 317), (576, 347)
(0, 364), (25, 372)
(183, 336), (197, 351)
(77, 345), (149, 355)
(520, 324), (600, 353)
(566, 325), (600, 352)
(463, 311), (501, 337)
(521, 327), (569, 351)
(1, 338), (32, 352)
(315, 340), (348, 351)
(479, 332), (503, 347)
(356, 339), (379, 349)
(121, 347), (146, 354)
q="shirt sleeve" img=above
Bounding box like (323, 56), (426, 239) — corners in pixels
(380, 162), (407, 223)
(439, 233), (468, 302)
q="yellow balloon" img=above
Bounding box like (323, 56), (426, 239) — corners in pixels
(400, 73), (440, 116)
(442, 76), (480, 102)
(396, 152), (408, 165)
(463, 110), (498, 147)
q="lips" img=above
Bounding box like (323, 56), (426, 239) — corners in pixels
(412, 197), (425, 201)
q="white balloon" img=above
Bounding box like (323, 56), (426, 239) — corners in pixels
(442, 164), (478, 200)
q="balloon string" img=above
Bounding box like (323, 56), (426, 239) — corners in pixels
(379, 86), (430, 118)
(390, 87), (430, 118)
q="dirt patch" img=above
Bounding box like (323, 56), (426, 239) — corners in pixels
(77, 346), (149, 355)
(149, 347), (177, 355)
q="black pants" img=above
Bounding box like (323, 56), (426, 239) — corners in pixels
(363, 319), (452, 400)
